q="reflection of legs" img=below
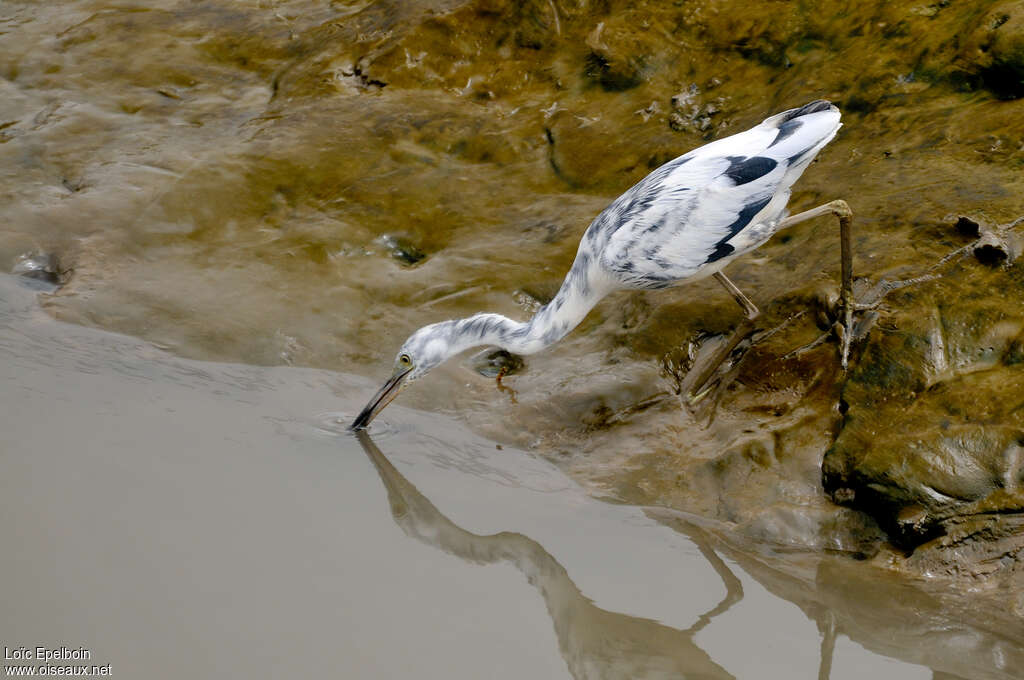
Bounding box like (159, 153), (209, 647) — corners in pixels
(817, 610), (837, 680)
(775, 200), (855, 368)
(685, 272), (759, 400)
(686, 532), (745, 635)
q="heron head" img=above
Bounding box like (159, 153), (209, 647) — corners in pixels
(350, 321), (457, 430)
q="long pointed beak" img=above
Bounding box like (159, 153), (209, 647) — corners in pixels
(350, 367), (412, 431)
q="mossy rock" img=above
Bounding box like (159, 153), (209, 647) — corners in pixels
(824, 259), (1024, 557)
(961, 1), (1024, 98)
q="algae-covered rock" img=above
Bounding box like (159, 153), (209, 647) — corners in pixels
(824, 250), (1024, 574)
(962, 1), (1024, 99)
(583, 15), (657, 91)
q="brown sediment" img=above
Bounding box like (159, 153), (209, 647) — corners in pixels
(3, 0), (1024, 591)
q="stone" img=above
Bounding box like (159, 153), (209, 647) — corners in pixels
(823, 247), (1024, 573)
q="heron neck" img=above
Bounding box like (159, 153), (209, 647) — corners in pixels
(522, 265), (610, 353)
(454, 253), (610, 356)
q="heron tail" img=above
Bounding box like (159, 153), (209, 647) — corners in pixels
(761, 99), (838, 129)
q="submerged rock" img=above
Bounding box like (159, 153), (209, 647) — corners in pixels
(583, 17), (654, 91)
(668, 84), (727, 135)
(11, 251), (65, 286)
(376, 234), (427, 266)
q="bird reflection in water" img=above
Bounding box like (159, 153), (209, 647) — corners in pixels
(355, 430), (740, 680)
(355, 430), (1021, 680)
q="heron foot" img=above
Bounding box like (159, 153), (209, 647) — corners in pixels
(686, 381), (717, 406)
(680, 321), (758, 404)
(678, 199), (860, 405)
(676, 272), (762, 403)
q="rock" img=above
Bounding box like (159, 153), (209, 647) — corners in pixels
(12, 251), (65, 286)
(905, 511), (1024, 579)
(823, 249), (1024, 574)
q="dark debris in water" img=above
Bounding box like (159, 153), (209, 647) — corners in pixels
(947, 214), (1024, 267)
(974, 240), (1010, 266)
(667, 84), (726, 135)
(338, 64), (387, 90)
(954, 215), (982, 238)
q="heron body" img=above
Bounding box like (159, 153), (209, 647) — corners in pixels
(352, 100), (843, 429)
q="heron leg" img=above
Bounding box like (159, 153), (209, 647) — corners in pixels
(684, 201), (855, 401)
(713, 271), (759, 320)
(775, 199), (855, 369)
(684, 272), (760, 400)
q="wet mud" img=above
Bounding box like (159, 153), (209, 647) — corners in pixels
(3, 0), (1024, 641)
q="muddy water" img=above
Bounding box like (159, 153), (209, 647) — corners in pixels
(2, 272), (1002, 679)
(3, 0), (1024, 670)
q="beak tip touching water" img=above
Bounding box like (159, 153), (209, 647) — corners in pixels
(349, 368), (411, 432)
(349, 397), (384, 431)
(348, 411), (372, 432)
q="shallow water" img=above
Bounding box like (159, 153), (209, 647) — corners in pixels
(3, 1), (1024, 674)
(0, 274), (974, 678)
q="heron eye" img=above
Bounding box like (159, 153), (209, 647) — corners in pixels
(399, 354), (412, 367)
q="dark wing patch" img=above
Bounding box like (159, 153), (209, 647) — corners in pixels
(705, 241), (735, 263)
(787, 146), (813, 165)
(769, 119), (802, 148)
(704, 196), (772, 264)
(723, 156), (778, 186)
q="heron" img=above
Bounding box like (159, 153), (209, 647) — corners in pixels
(352, 99), (854, 430)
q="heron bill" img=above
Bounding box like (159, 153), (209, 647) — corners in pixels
(350, 366), (412, 430)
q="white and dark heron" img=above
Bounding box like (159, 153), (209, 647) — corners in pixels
(352, 99), (854, 430)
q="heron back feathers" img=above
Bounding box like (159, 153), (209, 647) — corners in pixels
(588, 100), (841, 288)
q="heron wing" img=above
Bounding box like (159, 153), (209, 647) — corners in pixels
(596, 102), (841, 288)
